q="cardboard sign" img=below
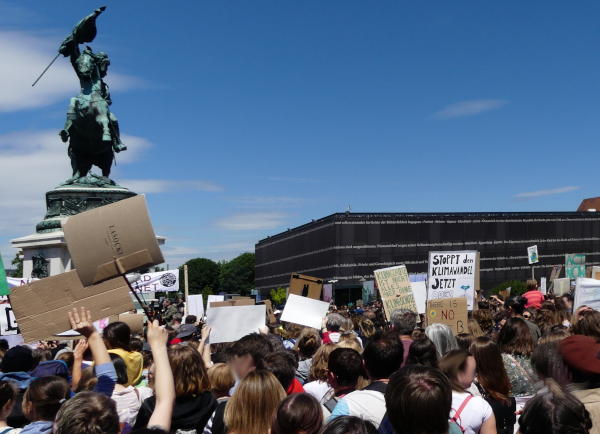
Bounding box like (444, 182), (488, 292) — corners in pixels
(428, 251), (478, 310)
(426, 297), (467, 335)
(62, 195), (164, 286)
(410, 281), (427, 314)
(10, 271), (134, 342)
(289, 274), (323, 300)
(574, 278), (600, 311)
(527, 245), (539, 265)
(206, 305), (266, 343)
(566, 254), (586, 279)
(592, 266), (600, 280)
(118, 313), (145, 335)
(187, 294), (204, 318)
(374, 265), (417, 320)
(553, 278), (571, 296)
(206, 295), (225, 311)
(280, 294), (330, 329)
(209, 299), (255, 308)
(0, 304), (17, 336)
(262, 300), (276, 324)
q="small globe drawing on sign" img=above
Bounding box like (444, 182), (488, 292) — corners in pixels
(430, 310), (437, 318)
(160, 273), (177, 287)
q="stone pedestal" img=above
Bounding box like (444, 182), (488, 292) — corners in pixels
(12, 177), (165, 278)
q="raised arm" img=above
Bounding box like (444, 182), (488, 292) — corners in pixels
(146, 320), (175, 431)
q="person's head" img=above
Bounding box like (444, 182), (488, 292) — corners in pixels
(271, 393), (323, 434)
(294, 328), (321, 359)
(526, 279), (539, 292)
(327, 348), (364, 391)
(456, 333), (474, 351)
(0, 381), (16, 420)
(168, 344), (210, 396)
(363, 332), (403, 380)
(53, 391), (120, 434)
(472, 309), (494, 335)
(531, 341), (571, 386)
(561, 294), (574, 311)
(385, 365), (452, 434)
(337, 332), (363, 354)
(559, 335), (600, 384)
(424, 323), (458, 359)
(176, 324), (197, 341)
(207, 363), (235, 399)
(572, 310), (600, 340)
(467, 318), (484, 337)
(518, 379), (591, 434)
(109, 354), (129, 386)
(0, 339), (8, 355)
(321, 416), (377, 434)
(390, 309), (418, 336)
(497, 317), (535, 356)
(229, 333), (272, 380)
(184, 315), (197, 325)
(325, 313), (345, 332)
(505, 296), (527, 316)
(264, 351), (298, 392)
(22, 376), (69, 422)
(469, 337), (511, 402)
(539, 326), (571, 344)
(55, 351), (75, 372)
(103, 321), (131, 351)
(224, 370), (286, 434)
(1, 345), (34, 373)
(357, 317), (376, 339)
(406, 336), (438, 368)
(32, 348), (52, 369)
(439, 349), (476, 391)
(308, 344), (337, 382)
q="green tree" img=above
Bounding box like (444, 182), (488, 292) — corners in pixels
(491, 280), (527, 296)
(270, 287), (287, 306)
(218, 253), (255, 295)
(11, 252), (23, 277)
(180, 258), (220, 295)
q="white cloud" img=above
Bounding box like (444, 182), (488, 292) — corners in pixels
(234, 196), (304, 207)
(434, 99), (507, 119)
(121, 179), (224, 194)
(514, 186), (580, 200)
(216, 212), (288, 231)
(0, 30), (140, 112)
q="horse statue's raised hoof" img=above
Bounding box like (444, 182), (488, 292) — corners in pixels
(59, 129), (69, 143)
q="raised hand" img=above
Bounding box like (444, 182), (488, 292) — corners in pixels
(147, 320), (168, 348)
(68, 306), (96, 338)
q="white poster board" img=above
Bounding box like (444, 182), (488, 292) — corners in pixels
(280, 294), (330, 329)
(187, 294), (204, 318)
(206, 305), (265, 343)
(574, 278), (600, 311)
(411, 281), (427, 314)
(540, 277), (547, 295)
(206, 295), (225, 311)
(130, 269), (180, 293)
(527, 245), (539, 264)
(553, 278), (571, 296)
(428, 251), (478, 310)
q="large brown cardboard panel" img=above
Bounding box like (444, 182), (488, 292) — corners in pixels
(62, 195), (164, 286)
(11, 272), (134, 342)
(289, 273), (323, 300)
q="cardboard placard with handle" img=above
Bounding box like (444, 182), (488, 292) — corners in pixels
(10, 271), (134, 342)
(426, 297), (467, 335)
(289, 274), (323, 300)
(374, 265), (417, 321)
(62, 195), (164, 286)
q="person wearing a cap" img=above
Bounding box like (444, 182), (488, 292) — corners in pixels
(559, 334), (600, 429)
(169, 324), (197, 345)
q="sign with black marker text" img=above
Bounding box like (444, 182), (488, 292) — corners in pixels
(427, 251), (478, 310)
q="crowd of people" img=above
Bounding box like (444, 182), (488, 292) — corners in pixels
(0, 279), (597, 433)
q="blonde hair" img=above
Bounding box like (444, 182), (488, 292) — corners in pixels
(309, 344), (338, 382)
(207, 363), (235, 397)
(224, 370), (285, 434)
(337, 332), (363, 354)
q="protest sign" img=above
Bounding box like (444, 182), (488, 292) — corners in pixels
(322, 284), (333, 302)
(566, 254), (586, 279)
(540, 277), (547, 295)
(374, 265), (417, 320)
(206, 295), (225, 311)
(280, 294), (330, 329)
(362, 280), (375, 304)
(62, 195), (164, 286)
(187, 294), (204, 317)
(574, 278), (600, 311)
(592, 266), (600, 280)
(206, 305), (266, 343)
(0, 255), (7, 297)
(426, 297), (467, 335)
(289, 274), (323, 300)
(209, 299), (254, 308)
(527, 246), (539, 264)
(0, 304), (17, 336)
(262, 300), (276, 324)
(410, 281), (427, 315)
(427, 251), (478, 310)
(130, 269), (179, 293)
(118, 313), (145, 334)
(553, 278), (571, 296)
(10, 271), (134, 342)
(7, 277), (37, 288)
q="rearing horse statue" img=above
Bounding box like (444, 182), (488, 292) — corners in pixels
(58, 7), (126, 182)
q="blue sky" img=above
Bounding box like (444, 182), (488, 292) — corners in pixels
(1, 1), (600, 269)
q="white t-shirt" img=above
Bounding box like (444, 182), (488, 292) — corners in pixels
(450, 391), (493, 434)
(304, 380), (331, 403)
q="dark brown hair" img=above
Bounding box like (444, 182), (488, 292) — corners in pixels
(473, 309), (494, 335)
(294, 328), (321, 359)
(469, 337), (511, 403)
(406, 336), (438, 368)
(24, 376), (69, 420)
(56, 352), (75, 371)
(54, 392), (119, 434)
(168, 344), (210, 396)
(497, 317), (535, 356)
(103, 321), (131, 351)
(572, 310), (600, 340)
(438, 349), (472, 392)
(271, 393), (323, 434)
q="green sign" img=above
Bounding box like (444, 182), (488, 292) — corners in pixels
(0, 254), (8, 296)
(566, 254), (586, 279)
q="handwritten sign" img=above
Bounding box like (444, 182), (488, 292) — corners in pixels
(428, 251), (478, 310)
(528, 245), (539, 264)
(374, 265), (417, 320)
(566, 254), (586, 279)
(426, 297), (467, 335)
(574, 278), (600, 311)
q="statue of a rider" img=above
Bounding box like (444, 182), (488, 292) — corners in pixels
(57, 7), (126, 181)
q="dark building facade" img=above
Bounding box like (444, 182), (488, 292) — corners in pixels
(255, 212), (600, 293)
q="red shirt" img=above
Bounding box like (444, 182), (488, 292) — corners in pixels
(286, 378), (305, 395)
(523, 290), (545, 309)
